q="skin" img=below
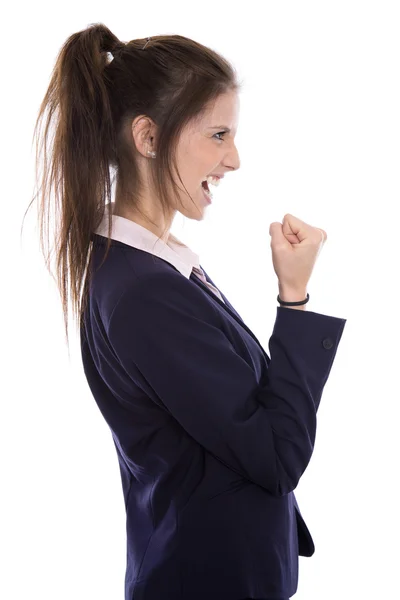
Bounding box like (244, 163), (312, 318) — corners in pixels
(113, 89), (241, 242)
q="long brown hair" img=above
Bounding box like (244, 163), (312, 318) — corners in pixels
(21, 23), (242, 352)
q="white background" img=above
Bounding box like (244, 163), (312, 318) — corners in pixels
(2, 1), (400, 598)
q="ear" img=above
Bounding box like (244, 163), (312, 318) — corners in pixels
(131, 115), (158, 158)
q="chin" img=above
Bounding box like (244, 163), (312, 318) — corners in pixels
(178, 199), (207, 221)
(179, 209), (205, 222)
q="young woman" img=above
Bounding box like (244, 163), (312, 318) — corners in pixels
(26, 22), (347, 600)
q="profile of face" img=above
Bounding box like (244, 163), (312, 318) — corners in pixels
(173, 89), (241, 218)
(127, 89), (241, 237)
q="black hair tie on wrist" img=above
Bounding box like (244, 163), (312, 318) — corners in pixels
(277, 293), (310, 306)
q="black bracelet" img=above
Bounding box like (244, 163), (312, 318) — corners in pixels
(277, 292), (310, 306)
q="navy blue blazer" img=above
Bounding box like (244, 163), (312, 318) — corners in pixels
(80, 233), (347, 600)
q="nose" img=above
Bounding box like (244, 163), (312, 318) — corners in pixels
(222, 146), (240, 171)
(224, 144), (240, 173)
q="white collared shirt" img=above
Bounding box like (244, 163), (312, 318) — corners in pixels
(93, 202), (225, 302)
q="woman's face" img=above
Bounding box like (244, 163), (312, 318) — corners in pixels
(174, 89), (241, 219)
(125, 89), (241, 238)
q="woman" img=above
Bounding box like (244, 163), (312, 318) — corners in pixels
(26, 22), (347, 600)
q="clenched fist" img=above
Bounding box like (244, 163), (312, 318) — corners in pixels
(269, 213), (327, 292)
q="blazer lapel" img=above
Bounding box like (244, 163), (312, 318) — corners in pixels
(199, 266), (245, 321)
(191, 266), (271, 368)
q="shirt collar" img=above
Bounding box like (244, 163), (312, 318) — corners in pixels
(92, 202), (201, 279)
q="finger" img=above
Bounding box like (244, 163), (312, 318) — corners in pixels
(283, 214), (309, 242)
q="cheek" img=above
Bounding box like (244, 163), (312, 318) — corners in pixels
(196, 147), (216, 176)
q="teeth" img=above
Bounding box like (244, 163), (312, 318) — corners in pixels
(201, 175), (220, 187)
(206, 175), (220, 187)
(201, 175), (221, 201)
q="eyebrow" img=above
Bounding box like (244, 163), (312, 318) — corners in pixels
(209, 126), (231, 132)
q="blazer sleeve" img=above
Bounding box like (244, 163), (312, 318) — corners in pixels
(106, 272), (347, 497)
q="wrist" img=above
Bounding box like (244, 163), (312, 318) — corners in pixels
(278, 287), (308, 311)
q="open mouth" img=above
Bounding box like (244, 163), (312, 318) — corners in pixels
(201, 179), (210, 193)
(201, 179), (213, 203)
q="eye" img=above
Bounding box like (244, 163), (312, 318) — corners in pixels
(213, 131), (226, 141)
